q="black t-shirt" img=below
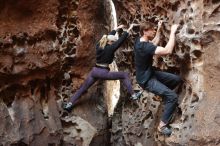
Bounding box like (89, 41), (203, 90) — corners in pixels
(96, 30), (129, 64)
(134, 37), (157, 86)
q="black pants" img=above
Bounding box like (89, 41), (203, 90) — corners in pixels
(144, 71), (182, 124)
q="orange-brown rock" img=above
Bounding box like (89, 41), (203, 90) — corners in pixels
(0, 0), (111, 145)
(0, 0), (220, 146)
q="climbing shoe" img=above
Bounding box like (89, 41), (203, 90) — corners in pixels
(63, 102), (74, 112)
(158, 126), (172, 136)
(130, 90), (143, 100)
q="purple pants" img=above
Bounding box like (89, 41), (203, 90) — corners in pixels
(70, 67), (134, 103)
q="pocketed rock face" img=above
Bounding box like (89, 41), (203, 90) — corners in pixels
(1, 0), (220, 145)
(112, 0), (220, 146)
(0, 0), (111, 145)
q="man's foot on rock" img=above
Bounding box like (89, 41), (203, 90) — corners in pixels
(158, 125), (172, 136)
(130, 90), (143, 100)
(62, 102), (74, 112)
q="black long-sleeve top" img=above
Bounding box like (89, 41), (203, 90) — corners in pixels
(96, 30), (129, 64)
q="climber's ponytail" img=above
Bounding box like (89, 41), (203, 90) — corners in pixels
(99, 35), (108, 49)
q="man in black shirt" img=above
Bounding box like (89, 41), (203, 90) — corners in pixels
(134, 21), (181, 136)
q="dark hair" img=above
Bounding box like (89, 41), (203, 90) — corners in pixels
(140, 22), (155, 36)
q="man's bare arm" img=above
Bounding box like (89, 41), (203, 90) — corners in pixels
(151, 20), (163, 45)
(154, 24), (179, 55)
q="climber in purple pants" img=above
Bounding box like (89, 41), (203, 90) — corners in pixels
(70, 67), (134, 104)
(63, 23), (142, 112)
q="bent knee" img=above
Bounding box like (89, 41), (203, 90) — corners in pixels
(164, 91), (178, 102)
(170, 93), (178, 103)
(175, 76), (183, 84)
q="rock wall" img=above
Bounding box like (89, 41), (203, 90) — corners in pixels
(0, 0), (220, 146)
(111, 0), (220, 146)
(0, 0), (112, 145)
